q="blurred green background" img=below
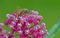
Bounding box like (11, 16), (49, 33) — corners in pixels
(0, 0), (60, 38)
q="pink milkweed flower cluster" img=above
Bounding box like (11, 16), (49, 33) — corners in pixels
(0, 9), (48, 38)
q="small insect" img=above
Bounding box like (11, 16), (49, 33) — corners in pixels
(17, 9), (29, 17)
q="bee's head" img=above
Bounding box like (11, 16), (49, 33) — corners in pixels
(21, 9), (29, 13)
(17, 9), (29, 17)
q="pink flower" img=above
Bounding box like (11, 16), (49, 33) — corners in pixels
(0, 23), (7, 38)
(0, 9), (48, 38)
(0, 34), (6, 38)
(8, 32), (15, 38)
(30, 10), (38, 15)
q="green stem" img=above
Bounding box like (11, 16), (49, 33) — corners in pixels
(45, 18), (60, 38)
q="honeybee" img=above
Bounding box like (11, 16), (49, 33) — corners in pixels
(17, 9), (28, 17)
